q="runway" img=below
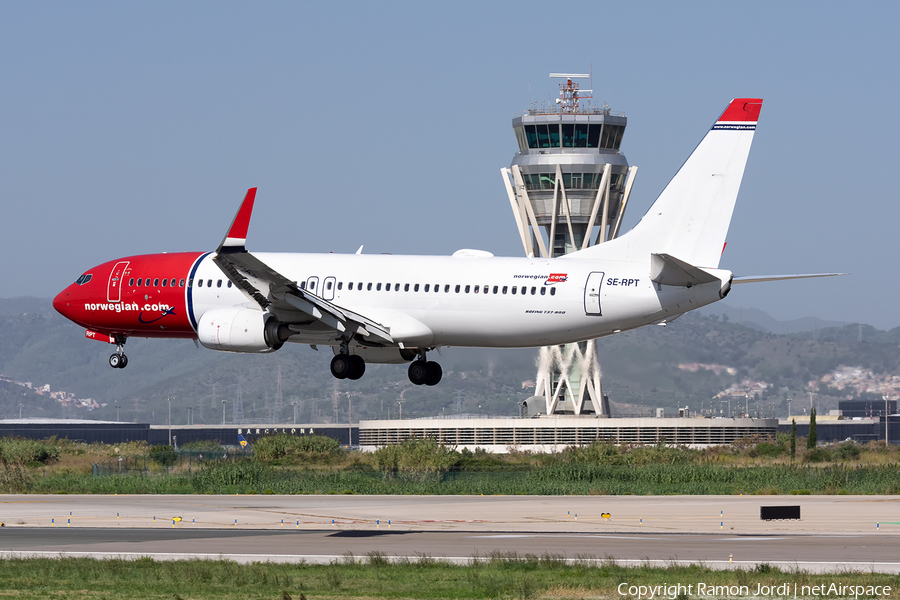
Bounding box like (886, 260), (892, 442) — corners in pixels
(1, 495), (899, 572)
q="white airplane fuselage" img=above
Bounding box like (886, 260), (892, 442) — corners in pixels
(188, 251), (729, 348)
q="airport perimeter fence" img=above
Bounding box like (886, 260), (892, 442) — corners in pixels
(90, 449), (243, 477)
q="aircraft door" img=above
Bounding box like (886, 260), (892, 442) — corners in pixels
(584, 271), (605, 316)
(305, 276), (320, 296)
(323, 276), (336, 301)
(107, 261), (129, 303)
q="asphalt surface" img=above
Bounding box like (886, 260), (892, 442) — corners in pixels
(1, 495), (898, 572)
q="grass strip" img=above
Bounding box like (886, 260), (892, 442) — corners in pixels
(0, 553), (896, 599)
(19, 462), (900, 496)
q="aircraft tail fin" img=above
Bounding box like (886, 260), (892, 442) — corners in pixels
(567, 99), (762, 268)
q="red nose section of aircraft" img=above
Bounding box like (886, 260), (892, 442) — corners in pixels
(53, 252), (206, 340)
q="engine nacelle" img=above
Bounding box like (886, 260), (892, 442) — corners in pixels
(334, 346), (418, 364)
(197, 307), (291, 353)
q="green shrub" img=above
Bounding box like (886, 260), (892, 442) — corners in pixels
(835, 442), (861, 460)
(252, 434), (342, 462)
(373, 438), (458, 472)
(0, 439), (61, 465)
(149, 445), (177, 467)
(804, 448), (832, 463)
(756, 442), (785, 457)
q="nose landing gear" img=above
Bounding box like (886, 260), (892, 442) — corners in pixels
(109, 337), (128, 369)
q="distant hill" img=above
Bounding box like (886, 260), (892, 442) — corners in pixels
(1, 297), (897, 426)
(698, 303), (849, 334)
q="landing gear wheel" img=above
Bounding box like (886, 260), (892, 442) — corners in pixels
(330, 354), (351, 379)
(109, 354), (121, 369)
(408, 361), (428, 385)
(425, 361), (442, 386)
(118, 354), (128, 369)
(347, 355), (366, 380)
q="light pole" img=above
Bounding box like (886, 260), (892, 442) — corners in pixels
(115, 405), (121, 422)
(166, 396), (175, 446)
(347, 392), (353, 447)
(884, 395), (891, 446)
(291, 401), (298, 424)
(787, 398), (792, 420)
(397, 400), (402, 420)
(18, 404), (23, 419)
(222, 400), (227, 425)
(187, 407), (194, 426)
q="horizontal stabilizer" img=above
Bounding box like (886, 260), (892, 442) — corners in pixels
(732, 273), (848, 284)
(651, 253), (720, 287)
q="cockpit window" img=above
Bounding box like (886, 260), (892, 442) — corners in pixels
(75, 274), (93, 285)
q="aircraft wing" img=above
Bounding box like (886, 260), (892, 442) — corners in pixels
(732, 273), (848, 284)
(212, 189), (393, 345)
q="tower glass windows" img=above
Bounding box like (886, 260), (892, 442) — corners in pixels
(536, 125), (551, 148)
(561, 124), (574, 147)
(587, 124), (602, 148)
(574, 123), (588, 147)
(524, 125), (538, 148)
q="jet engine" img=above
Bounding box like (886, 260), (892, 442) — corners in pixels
(197, 306), (292, 353)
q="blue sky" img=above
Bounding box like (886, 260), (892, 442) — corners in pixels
(2, 1), (898, 328)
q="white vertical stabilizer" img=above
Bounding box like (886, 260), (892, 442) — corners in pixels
(565, 98), (762, 269)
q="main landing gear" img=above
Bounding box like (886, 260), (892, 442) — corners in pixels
(109, 337), (128, 369)
(408, 352), (441, 386)
(330, 342), (365, 381)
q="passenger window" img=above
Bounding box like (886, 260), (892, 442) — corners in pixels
(367, 283), (373, 291)
(300, 281), (306, 289)
(404, 283), (410, 292)
(153, 278), (159, 287)
(386, 283), (391, 291)
(327, 281), (332, 290)
(217, 280), (222, 288)
(338, 282), (343, 290)
(512, 286), (517, 294)
(550, 288), (556, 296)
(179, 279), (185, 287)
(472, 285), (477, 294)
(531, 287), (536, 295)
(227, 281), (233, 288)
(482, 285), (488, 294)
(187, 279), (193, 287)
(162, 279), (168, 287)
(455, 285), (460, 293)
(377, 283), (382, 291)
(413, 284), (418, 292)
(136, 278), (142, 287)
(444, 285), (450, 293)
(128, 278), (134, 286)
(502, 286), (508, 294)
(492, 286), (498, 294)
(424, 284), (429, 292)
(540, 287), (546, 295)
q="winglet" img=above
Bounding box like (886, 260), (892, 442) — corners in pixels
(217, 188), (257, 254)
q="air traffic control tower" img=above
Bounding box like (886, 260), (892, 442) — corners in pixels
(501, 74), (638, 417)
